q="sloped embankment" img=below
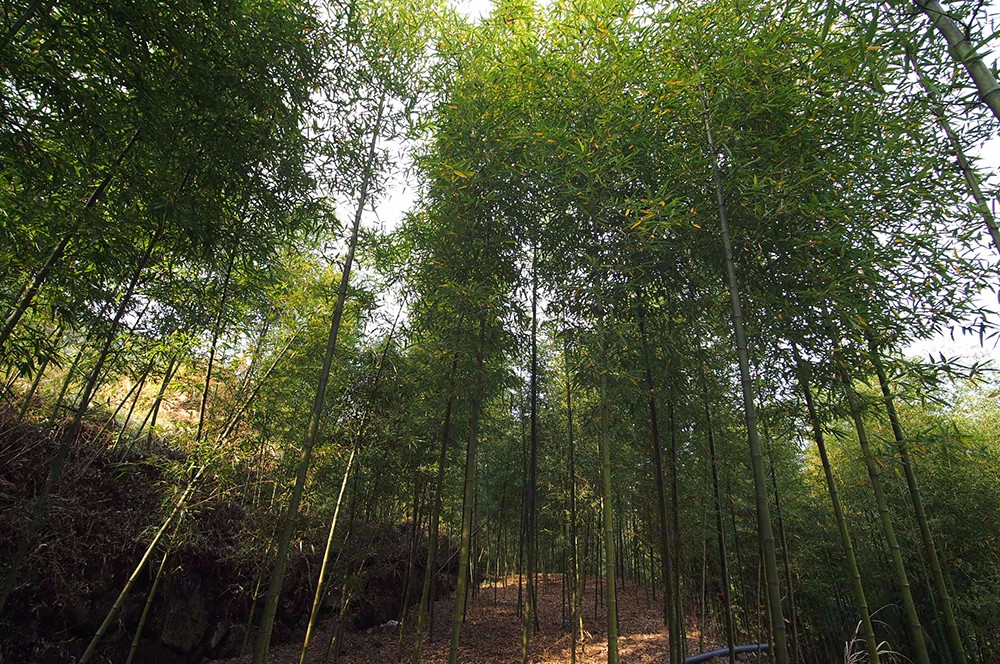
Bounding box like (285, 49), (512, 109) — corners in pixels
(0, 406), (455, 663)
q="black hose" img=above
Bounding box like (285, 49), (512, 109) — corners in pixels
(682, 642), (774, 663)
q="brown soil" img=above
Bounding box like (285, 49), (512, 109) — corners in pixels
(225, 574), (717, 663)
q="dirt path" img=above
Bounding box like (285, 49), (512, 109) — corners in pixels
(227, 574), (718, 663)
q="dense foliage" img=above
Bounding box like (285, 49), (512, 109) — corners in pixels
(2, 0), (999, 662)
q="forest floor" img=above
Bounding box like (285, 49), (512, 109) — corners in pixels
(225, 574), (722, 663)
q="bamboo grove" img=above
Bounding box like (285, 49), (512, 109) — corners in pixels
(2, 0), (1000, 663)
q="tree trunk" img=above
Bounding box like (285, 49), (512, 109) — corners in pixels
(703, 103), (789, 664)
(598, 326), (619, 663)
(522, 249), (540, 664)
(299, 445), (356, 664)
(80, 468), (199, 663)
(124, 518), (182, 664)
(16, 326), (63, 422)
(197, 249), (236, 443)
(699, 364), (737, 664)
(795, 350), (880, 663)
(639, 308), (676, 660)
(763, 428), (799, 661)
(48, 337), (87, 424)
(835, 355), (930, 664)
(138, 353), (178, 445)
(252, 94), (385, 664)
(0, 129), (140, 354)
(412, 324), (462, 663)
(668, 401), (685, 659)
(915, 0), (1000, 125)
(301, 310), (401, 663)
(563, 338), (583, 664)
(866, 333), (967, 664)
(1, 0), (48, 47)
(448, 314), (488, 664)
(106, 358), (154, 446)
(908, 49), (1000, 254)
(397, 475), (424, 653)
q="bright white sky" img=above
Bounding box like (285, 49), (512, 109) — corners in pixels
(366, 0), (1000, 367)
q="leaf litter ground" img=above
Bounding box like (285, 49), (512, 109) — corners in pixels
(225, 574), (728, 663)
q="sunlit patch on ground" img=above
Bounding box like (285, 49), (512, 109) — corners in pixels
(227, 574), (723, 663)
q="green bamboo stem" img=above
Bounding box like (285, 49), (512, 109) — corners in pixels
(448, 314), (487, 664)
(703, 99), (788, 664)
(915, 0), (1000, 125)
(252, 94), (385, 664)
(865, 334), (967, 664)
(835, 354), (930, 664)
(794, 351), (880, 664)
